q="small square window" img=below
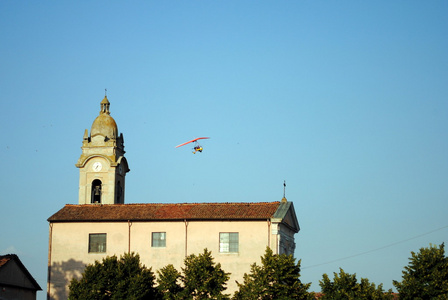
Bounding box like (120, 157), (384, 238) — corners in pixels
(89, 233), (106, 253)
(152, 232), (166, 247)
(220, 232), (239, 253)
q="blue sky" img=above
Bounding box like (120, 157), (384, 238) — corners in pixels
(1, 1), (447, 298)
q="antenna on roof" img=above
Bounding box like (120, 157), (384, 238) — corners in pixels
(105, 88), (107, 96)
(282, 180), (287, 203)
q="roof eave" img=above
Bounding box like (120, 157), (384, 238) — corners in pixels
(48, 217), (273, 223)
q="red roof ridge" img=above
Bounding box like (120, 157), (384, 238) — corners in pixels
(64, 201), (281, 207)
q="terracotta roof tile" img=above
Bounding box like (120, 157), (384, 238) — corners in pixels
(0, 256), (12, 268)
(48, 202), (282, 222)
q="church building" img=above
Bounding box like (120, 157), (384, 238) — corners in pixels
(47, 96), (300, 300)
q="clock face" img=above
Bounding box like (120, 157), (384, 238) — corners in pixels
(92, 162), (103, 172)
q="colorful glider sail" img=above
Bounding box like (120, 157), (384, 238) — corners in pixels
(175, 137), (210, 148)
(176, 137), (210, 154)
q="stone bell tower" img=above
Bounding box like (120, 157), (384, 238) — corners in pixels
(75, 95), (129, 204)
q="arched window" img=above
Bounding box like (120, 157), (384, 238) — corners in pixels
(91, 179), (102, 203)
(116, 181), (123, 204)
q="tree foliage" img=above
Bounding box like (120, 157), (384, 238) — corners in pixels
(393, 243), (448, 299)
(68, 252), (158, 300)
(233, 247), (313, 300)
(157, 249), (230, 300)
(157, 264), (183, 300)
(319, 268), (393, 300)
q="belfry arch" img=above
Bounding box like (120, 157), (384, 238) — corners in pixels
(91, 179), (102, 203)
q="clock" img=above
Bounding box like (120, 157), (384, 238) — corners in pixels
(92, 162), (103, 172)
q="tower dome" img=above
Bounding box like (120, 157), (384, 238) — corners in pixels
(90, 96), (118, 139)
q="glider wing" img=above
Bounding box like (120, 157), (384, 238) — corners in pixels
(175, 137), (210, 148)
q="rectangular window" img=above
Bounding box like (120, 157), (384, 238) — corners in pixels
(89, 233), (106, 253)
(219, 232), (239, 253)
(152, 232), (166, 247)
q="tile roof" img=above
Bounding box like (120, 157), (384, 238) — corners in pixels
(0, 254), (42, 290)
(48, 202), (282, 222)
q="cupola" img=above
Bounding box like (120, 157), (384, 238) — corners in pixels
(90, 96), (118, 140)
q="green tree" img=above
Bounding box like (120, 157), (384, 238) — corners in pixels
(393, 243), (448, 299)
(233, 247), (313, 300)
(157, 264), (183, 300)
(182, 249), (230, 299)
(156, 249), (230, 300)
(319, 268), (393, 300)
(69, 252), (159, 300)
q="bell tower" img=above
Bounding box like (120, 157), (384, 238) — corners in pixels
(75, 95), (129, 204)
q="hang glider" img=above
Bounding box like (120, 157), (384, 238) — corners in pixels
(175, 137), (210, 154)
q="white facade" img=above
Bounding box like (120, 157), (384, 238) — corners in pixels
(47, 210), (298, 299)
